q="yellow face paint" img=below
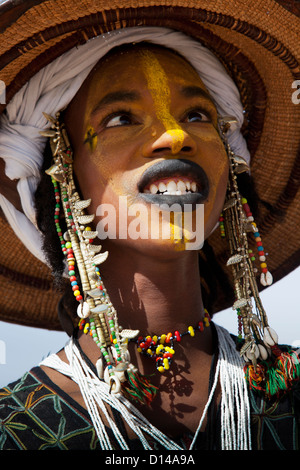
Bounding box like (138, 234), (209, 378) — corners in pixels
(139, 50), (185, 154)
(84, 125), (98, 152)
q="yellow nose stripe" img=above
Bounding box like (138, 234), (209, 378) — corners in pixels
(139, 49), (184, 154)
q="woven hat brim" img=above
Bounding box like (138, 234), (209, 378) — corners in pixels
(0, 0), (299, 329)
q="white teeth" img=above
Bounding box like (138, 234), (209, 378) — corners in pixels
(177, 180), (186, 192)
(145, 179), (198, 195)
(191, 182), (197, 192)
(150, 184), (158, 194)
(166, 181), (177, 193)
(158, 182), (167, 192)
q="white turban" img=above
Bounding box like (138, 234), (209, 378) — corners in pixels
(0, 26), (250, 263)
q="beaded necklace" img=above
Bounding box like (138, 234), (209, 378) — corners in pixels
(78, 310), (211, 374)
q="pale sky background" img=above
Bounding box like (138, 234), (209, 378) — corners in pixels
(0, 266), (299, 388)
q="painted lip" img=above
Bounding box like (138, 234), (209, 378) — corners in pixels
(137, 159), (209, 209)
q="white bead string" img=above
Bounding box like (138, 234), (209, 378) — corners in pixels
(216, 325), (252, 450)
(41, 340), (182, 450)
(40, 324), (251, 450)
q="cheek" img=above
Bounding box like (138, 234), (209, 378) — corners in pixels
(200, 137), (229, 232)
(201, 135), (228, 196)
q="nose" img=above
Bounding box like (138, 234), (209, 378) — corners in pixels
(142, 127), (197, 158)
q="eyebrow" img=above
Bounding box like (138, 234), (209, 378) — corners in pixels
(91, 90), (141, 115)
(180, 85), (214, 104)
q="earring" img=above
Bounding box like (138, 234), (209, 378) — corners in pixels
(41, 112), (157, 405)
(218, 116), (300, 397)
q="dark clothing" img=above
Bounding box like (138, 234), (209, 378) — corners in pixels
(0, 362), (299, 450)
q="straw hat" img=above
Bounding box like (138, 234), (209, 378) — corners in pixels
(0, 0), (299, 330)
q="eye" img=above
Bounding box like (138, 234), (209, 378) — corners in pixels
(105, 112), (135, 128)
(184, 110), (211, 123)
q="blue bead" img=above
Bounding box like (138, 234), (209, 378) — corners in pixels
(254, 232), (260, 237)
(71, 281), (77, 286)
(257, 246), (264, 251)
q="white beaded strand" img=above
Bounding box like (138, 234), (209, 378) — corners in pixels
(40, 325), (252, 450)
(216, 324), (252, 450)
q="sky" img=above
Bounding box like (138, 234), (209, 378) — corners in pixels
(0, 266), (299, 388)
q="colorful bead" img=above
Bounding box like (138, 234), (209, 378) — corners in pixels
(242, 197), (272, 286)
(219, 213), (226, 238)
(132, 312), (211, 374)
(51, 178), (83, 304)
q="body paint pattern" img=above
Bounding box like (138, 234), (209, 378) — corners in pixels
(84, 125), (98, 152)
(139, 50), (185, 154)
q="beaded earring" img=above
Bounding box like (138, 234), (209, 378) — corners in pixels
(41, 112), (159, 405)
(41, 112), (217, 406)
(218, 116), (300, 397)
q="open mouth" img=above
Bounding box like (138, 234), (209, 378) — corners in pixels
(143, 176), (198, 196)
(138, 159), (209, 209)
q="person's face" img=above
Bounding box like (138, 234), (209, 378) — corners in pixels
(64, 45), (228, 256)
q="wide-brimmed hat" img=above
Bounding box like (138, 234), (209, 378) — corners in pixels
(0, 0), (299, 330)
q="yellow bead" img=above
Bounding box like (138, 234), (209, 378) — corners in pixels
(83, 323), (89, 334)
(113, 339), (117, 344)
(85, 226), (92, 231)
(163, 358), (170, 370)
(204, 318), (210, 327)
(73, 290), (80, 297)
(165, 347), (175, 355)
(188, 326), (195, 337)
(147, 348), (153, 355)
(260, 262), (267, 268)
(137, 347), (142, 353)
(153, 335), (158, 343)
(160, 334), (166, 344)
(158, 366), (164, 373)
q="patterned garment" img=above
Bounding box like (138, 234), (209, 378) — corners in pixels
(0, 365), (299, 450)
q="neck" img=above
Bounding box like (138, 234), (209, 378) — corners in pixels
(77, 242), (214, 375)
(98, 243), (206, 334)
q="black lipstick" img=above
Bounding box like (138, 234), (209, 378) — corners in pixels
(137, 159), (209, 209)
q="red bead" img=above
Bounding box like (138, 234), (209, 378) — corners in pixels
(69, 276), (77, 282)
(198, 321), (204, 332)
(72, 285), (78, 291)
(256, 241), (262, 247)
(174, 330), (181, 342)
(262, 268), (268, 273)
(166, 332), (172, 343)
(75, 295), (83, 301)
(243, 203), (251, 214)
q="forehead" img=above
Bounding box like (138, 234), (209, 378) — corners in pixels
(87, 45), (207, 98)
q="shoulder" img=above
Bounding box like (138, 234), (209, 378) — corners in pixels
(0, 367), (99, 450)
